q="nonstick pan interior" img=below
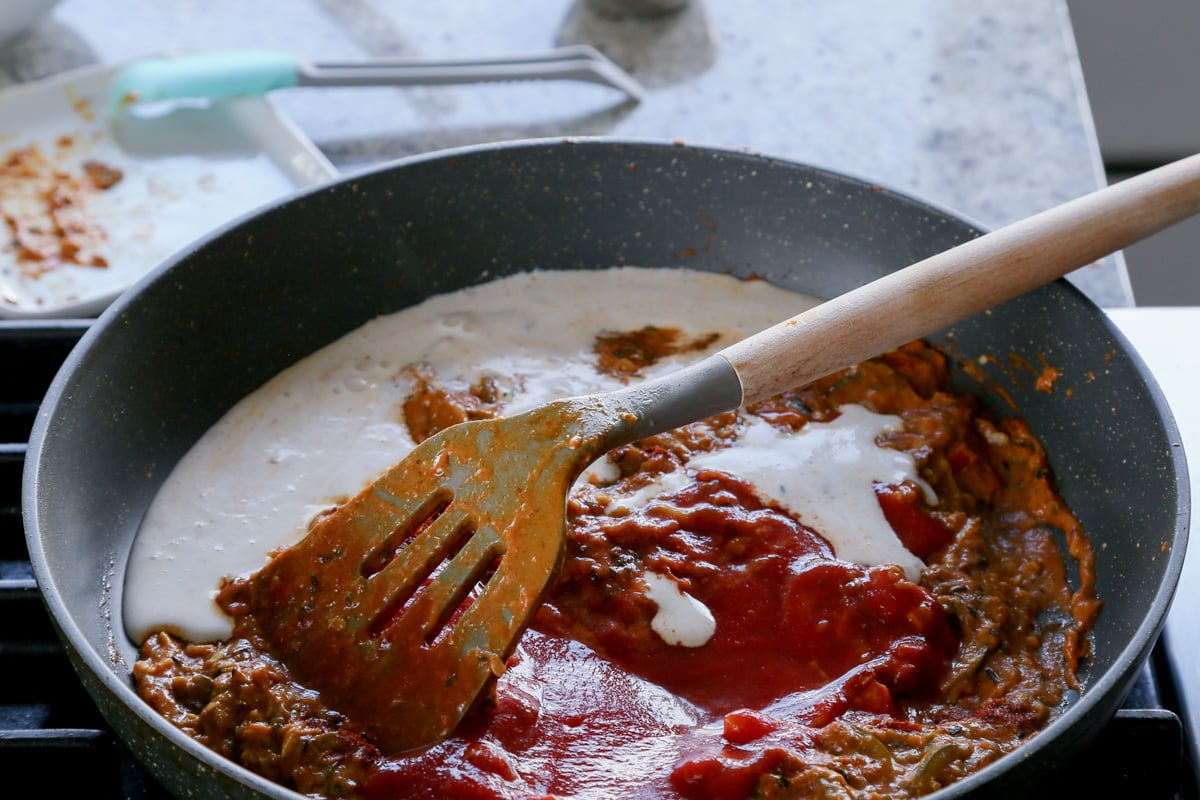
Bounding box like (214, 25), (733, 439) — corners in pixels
(23, 138), (1188, 800)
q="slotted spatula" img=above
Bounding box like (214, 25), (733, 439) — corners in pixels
(108, 46), (643, 110)
(244, 154), (1200, 754)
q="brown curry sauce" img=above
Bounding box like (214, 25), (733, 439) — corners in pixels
(133, 336), (1098, 800)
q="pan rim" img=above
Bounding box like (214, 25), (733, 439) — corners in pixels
(21, 135), (1190, 800)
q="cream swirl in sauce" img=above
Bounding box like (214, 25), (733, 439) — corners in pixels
(124, 268), (934, 645)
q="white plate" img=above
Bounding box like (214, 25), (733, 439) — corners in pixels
(0, 59), (338, 319)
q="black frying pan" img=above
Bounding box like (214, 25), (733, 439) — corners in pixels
(22, 139), (1188, 800)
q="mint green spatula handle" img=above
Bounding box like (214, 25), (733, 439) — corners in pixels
(111, 51), (300, 106)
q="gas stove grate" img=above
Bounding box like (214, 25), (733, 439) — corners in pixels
(0, 319), (1188, 799)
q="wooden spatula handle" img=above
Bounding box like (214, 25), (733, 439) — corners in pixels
(719, 154), (1200, 406)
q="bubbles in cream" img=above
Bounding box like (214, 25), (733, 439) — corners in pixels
(123, 267), (932, 647)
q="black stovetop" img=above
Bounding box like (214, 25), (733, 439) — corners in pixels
(0, 318), (1192, 799)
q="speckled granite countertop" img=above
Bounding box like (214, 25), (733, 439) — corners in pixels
(0, 0), (1132, 306)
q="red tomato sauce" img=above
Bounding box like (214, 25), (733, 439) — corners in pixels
(362, 473), (958, 799)
(134, 339), (1097, 800)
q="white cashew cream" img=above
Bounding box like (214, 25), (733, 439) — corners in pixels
(643, 572), (717, 648)
(123, 268), (935, 647)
